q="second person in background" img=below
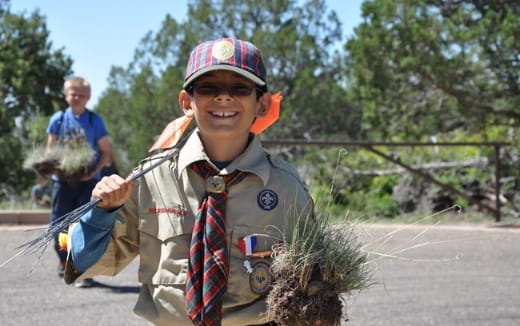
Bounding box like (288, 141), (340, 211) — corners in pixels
(46, 76), (112, 287)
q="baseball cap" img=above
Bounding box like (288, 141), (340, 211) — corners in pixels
(183, 38), (267, 89)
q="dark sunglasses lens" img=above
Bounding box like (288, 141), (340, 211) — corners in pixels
(193, 84), (254, 96)
(194, 85), (219, 96)
(229, 86), (254, 96)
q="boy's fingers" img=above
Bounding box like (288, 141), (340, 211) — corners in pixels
(92, 175), (133, 209)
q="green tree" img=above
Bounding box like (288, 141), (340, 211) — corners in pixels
(96, 0), (359, 171)
(345, 0), (520, 139)
(0, 3), (73, 199)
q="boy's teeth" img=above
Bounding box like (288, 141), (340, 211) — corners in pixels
(213, 112), (235, 117)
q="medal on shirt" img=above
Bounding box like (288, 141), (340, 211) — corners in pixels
(239, 235), (272, 258)
(239, 235), (273, 294)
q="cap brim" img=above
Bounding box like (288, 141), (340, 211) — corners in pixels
(183, 65), (266, 89)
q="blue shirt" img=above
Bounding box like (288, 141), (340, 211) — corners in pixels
(47, 108), (109, 181)
(71, 207), (117, 273)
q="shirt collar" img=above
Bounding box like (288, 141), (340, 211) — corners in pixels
(177, 129), (270, 186)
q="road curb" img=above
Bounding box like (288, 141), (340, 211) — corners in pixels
(0, 210), (50, 224)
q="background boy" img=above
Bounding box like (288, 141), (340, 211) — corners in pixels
(64, 38), (313, 325)
(46, 76), (112, 286)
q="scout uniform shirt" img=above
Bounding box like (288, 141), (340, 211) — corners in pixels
(65, 129), (314, 326)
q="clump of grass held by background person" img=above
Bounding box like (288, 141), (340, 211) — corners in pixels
(266, 208), (373, 325)
(23, 144), (95, 182)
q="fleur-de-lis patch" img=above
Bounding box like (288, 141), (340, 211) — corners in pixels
(257, 189), (278, 211)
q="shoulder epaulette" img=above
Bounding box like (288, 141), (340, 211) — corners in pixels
(266, 154), (306, 184)
(139, 147), (180, 165)
(129, 147), (180, 176)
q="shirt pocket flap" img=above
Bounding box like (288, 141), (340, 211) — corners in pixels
(138, 211), (193, 241)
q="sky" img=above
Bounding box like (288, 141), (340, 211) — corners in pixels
(10, 0), (364, 107)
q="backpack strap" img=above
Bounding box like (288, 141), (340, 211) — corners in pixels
(56, 110), (65, 137)
(87, 109), (96, 126)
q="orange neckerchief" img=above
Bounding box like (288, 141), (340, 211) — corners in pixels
(148, 92), (283, 152)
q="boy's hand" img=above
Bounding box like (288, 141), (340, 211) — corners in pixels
(92, 175), (132, 211)
(79, 171), (96, 182)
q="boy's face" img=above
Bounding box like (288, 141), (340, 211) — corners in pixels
(65, 86), (90, 111)
(181, 70), (269, 140)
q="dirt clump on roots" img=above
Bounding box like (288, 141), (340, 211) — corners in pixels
(266, 269), (343, 326)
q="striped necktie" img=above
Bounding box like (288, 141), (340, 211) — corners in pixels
(185, 160), (248, 326)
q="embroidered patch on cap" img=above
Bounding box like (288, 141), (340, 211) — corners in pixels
(249, 261), (272, 295)
(211, 40), (235, 60)
(257, 189), (278, 211)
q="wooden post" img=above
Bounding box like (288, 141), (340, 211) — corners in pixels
(494, 145), (501, 222)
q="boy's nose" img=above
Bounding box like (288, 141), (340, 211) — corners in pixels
(214, 92), (233, 101)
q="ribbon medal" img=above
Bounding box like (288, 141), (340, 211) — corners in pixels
(239, 235), (257, 256)
(239, 234), (273, 258)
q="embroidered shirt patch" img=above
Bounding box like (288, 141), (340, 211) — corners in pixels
(249, 261), (272, 295)
(257, 189), (278, 211)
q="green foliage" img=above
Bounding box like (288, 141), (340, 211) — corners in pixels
(345, 0), (520, 139)
(95, 0), (358, 172)
(299, 126), (518, 219)
(0, 5), (72, 199)
(24, 113), (50, 146)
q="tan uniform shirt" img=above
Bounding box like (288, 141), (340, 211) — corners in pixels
(67, 130), (313, 326)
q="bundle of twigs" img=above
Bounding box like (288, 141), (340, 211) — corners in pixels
(267, 212), (372, 325)
(24, 145), (96, 182)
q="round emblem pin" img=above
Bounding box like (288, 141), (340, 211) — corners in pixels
(206, 176), (225, 193)
(211, 40), (235, 60)
(257, 189), (278, 211)
(249, 261), (272, 295)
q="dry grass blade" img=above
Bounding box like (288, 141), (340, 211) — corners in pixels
(361, 205), (465, 263)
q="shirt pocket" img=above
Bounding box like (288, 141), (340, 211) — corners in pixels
(226, 225), (280, 303)
(137, 209), (193, 285)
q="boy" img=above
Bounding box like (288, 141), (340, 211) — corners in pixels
(31, 173), (52, 208)
(47, 76), (112, 285)
(64, 38), (313, 325)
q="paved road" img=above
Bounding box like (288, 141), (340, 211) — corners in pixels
(0, 223), (518, 326)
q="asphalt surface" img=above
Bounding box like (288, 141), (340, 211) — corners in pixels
(0, 223), (518, 326)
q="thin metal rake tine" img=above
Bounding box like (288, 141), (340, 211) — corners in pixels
(15, 199), (100, 251)
(0, 246), (32, 269)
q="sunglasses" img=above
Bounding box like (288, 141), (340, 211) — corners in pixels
(190, 83), (260, 97)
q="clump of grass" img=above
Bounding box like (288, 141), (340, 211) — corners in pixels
(266, 209), (372, 326)
(24, 144), (95, 181)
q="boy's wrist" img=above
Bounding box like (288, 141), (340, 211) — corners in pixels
(80, 206), (118, 230)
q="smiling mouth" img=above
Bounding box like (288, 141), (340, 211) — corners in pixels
(211, 111), (237, 117)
